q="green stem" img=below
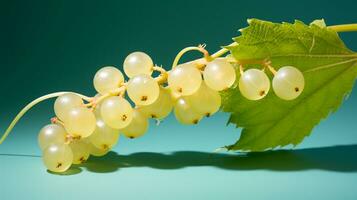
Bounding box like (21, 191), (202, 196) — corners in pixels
(328, 23), (357, 32)
(0, 92), (91, 144)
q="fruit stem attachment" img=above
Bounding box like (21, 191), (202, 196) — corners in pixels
(172, 44), (212, 69)
(0, 92), (91, 144)
(51, 117), (65, 126)
(263, 60), (277, 75)
(239, 65), (244, 75)
(87, 86), (127, 109)
(153, 66), (168, 84)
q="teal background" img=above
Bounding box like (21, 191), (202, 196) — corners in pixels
(0, 0), (357, 199)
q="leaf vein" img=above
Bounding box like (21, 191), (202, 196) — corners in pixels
(304, 58), (357, 72)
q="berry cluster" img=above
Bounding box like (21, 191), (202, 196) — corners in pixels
(39, 51), (238, 172)
(35, 48), (304, 172)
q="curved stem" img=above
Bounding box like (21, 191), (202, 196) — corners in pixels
(172, 45), (212, 69)
(153, 66), (168, 84)
(153, 66), (167, 74)
(0, 92), (91, 144)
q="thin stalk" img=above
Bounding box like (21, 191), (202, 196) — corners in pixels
(328, 23), (357, 32)
(172, 45), (212, 69)
(0, 92), (90, 144)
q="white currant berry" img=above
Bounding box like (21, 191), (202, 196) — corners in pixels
(174, 97), (203, 125)
(186, 82), (221, 117)
(120, 108), (149, 139)
(137, 86), (173, 119)
(168, 63), (202, 96)
(127, 74), (160, 106)
(203, 58), (236, 91)
(89, 118), (120, 151)
(63, 107), (97, 138)
(54, 93), (83, 121)
(272, 66), (305, 100)
(69, 140), (90, 164)
(93, 66), (124, 95)
(239, 69), (270, 100)
(123, 52), (153, 78)
(42, 143), (73, 172)
(100, 96), (133, 129)
(38, 124), (67, 150)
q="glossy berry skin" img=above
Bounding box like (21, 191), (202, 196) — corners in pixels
(239, 69), (270, 100)
(93, 66), (124, 95)
(127, 74), (160, 106)
(168, 63), (202, 96)
(123, 52), (153, 78)
(203, 58), (236, 91)
(272, 66), (305, 100)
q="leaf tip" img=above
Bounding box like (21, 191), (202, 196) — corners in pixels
(310, 19), (326, 28)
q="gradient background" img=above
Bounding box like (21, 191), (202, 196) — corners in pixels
(1, 0), (357, 199)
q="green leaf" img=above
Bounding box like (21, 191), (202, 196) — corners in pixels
(221, 19), (357, 151)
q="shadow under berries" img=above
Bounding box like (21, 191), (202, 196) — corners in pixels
(2, 144), (357, 174)
(79, 144), (357, 173)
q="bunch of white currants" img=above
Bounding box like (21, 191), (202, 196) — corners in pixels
(37, 51), (304, 172)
